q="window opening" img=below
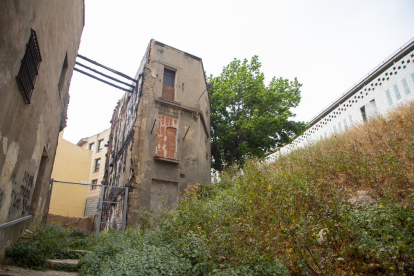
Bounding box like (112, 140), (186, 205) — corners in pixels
(162, 68), (175, 101)
(402, 79), (411, 95)
(360, 106), (367, 122)
(91, 179), (98, 189)
(30, 154), (47, 215)
(58, 54), (68, 96)
(97, 139), (104, 152)
(16, 29), (42, 104)
(343, 118), (348, 129)
(366, 99), (378, 118)
(393, 84), (401, 101)
(385, 90), (393, 105)
(89, 143), (94, 151)
(94, 158), (101, 172)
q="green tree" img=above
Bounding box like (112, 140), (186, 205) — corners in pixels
(209, 56), (307, 171)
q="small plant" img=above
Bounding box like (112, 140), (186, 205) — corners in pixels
(5, 225), (95, 270)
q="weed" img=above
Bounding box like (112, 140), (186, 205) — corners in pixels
(5, 225), (95, 270)
(83, 102), (414, 275)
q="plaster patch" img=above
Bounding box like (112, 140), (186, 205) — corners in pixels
(31, 115), (46, 166)
(0, 140), (19, 224)
(0, 70), (12, 89)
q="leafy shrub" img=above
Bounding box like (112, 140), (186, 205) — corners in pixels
(69, 227), (89, 239)
(5, 225), (94, 269)
(79, 228), (289, 275)
(341, 201), (414, 274)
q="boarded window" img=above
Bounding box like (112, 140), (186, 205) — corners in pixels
(150, 179), (178, 214)
(162, 68), (175, 101)
(156, 115), (178, 159)
(166, 127), (177, 159)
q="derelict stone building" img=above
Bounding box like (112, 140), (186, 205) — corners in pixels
(103, 40), (211, 227)
(0, 1), (84, 255)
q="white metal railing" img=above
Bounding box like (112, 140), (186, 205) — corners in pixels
(0, 215), (32, 229)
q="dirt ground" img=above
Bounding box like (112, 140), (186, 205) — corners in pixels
(0, 264), (78, 276)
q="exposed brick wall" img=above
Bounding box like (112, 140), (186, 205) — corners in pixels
(156, 115), (178, 159)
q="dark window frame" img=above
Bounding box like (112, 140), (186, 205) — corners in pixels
(94, 158), (101, 172)
(360, 106), (367, 122)
(97, 139), (104, 152)
(162, 68), (176, 101)
(91, 179), (98, 189)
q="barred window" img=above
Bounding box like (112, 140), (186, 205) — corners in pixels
(16, 29), (42, 104)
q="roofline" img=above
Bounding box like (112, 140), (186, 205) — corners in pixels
(308, 37), (414, 127)
(75, 128), (111, 146)
(76, 138), (87, 146)
(153, 40), (210, 102)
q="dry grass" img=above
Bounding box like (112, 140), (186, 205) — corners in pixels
(83, 102), (414, 275)
(173, 101), (414, 275)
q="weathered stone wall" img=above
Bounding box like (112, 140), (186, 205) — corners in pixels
(0, 0), (84, 257)
(47, 214), (95, 233)
(104, 40), (211, 228)
(101, 43), (150, 228)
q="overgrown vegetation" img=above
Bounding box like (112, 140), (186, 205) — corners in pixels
(83, 102), (414, 275)
(5, 225), (94, 270)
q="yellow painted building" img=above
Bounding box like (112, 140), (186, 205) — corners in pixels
(49, 132), (92, 217)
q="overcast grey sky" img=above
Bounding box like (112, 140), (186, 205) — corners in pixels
(64, 0), (414, 144)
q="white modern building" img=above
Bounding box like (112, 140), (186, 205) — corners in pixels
(268, 38), (414, 162)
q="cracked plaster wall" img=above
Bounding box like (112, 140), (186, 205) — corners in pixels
(0, 0), (84, 257)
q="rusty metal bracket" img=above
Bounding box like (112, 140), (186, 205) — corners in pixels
(183, 126), (190, 140)
(74, 54), (137, 93)
(150, 119), (156, 134)
(74, 68), (132, 92)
